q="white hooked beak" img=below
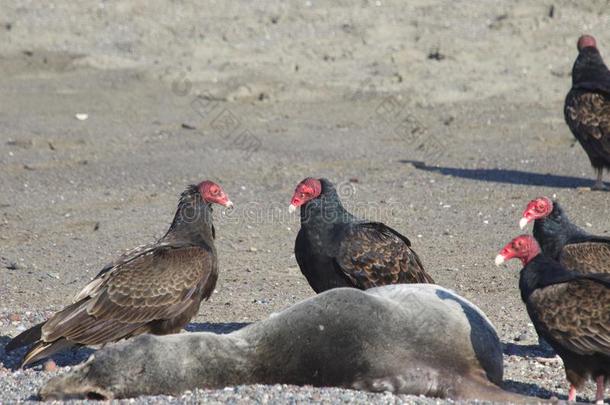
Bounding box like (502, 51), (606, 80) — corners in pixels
(519, 217), (529, 230)
(288, 204), (297, 214)
(223, 200), (234, 209)
(494, 254), (505, 266)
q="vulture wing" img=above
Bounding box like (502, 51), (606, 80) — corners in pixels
(565, 91), (610, 156)
(16, 242), (217, 366)
(334, 222), (432, 289)
(529, 279), (610, 356)
(560, 240), (610, 275)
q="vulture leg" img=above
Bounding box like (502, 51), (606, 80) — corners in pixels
(568, 385), (577, 402)
(593, 168), (608, 191)
(595, 375), (606, 405)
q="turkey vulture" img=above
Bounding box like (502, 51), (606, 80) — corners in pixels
(495, 235), (610, 403)
(519, 196), (610, 275)
(565, 34), (610, 190)
(289, 177), (433, 293)
(6, 180), (232, 367)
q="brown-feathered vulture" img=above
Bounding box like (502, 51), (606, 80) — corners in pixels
(289, 177), (433, 293)
(565, 35), (610, 190)
(519, 196), (610, 275)
(6, 180), (232, 367)
(496, 235), (610, 404)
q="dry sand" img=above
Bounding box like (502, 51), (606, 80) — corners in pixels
(1, 0), (609, 402)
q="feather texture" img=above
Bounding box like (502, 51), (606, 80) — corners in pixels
(294, 178), (432, 293)
(564, 40), (610, 190)
(7, 183), (223, 367)
(519, 254), (610, 391)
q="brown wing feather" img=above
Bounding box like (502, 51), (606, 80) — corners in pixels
(39, 245), (217, 351)
(560, 242), (610, 275)
(335, 223), (432, 289)
(565, 92), (610, 157)
(529, 279), (610, 356)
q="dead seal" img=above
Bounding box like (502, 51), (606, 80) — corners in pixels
(39, 285), (529, 402)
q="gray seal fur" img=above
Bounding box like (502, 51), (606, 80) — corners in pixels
(39, 285), (530, 402)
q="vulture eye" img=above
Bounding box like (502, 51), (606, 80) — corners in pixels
(210, 186), (220, 195)
(300, 192), (307, 198)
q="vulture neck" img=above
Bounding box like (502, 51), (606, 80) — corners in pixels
(519, 255), (554, 302)
(532, 203), (588, 259)
(572, 47), (610, 87)
(300, 180), (355, 234)
(165, 185), (215, 245)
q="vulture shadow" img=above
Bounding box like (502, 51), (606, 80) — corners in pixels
(185, 322), (249, 334)
(502, 341), (555, 359)
(400, 160), (607, 189)
(503, 380), (562, 400)
(0, 335), (94, 370)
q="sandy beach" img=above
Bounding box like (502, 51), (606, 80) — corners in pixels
(1, 0), (609, 402)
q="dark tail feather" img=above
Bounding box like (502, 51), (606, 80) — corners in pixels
(21, 338), (74, 368)
(5, 322), (44, 352)
(418, 267), (435, 283)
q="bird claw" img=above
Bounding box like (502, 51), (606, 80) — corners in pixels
(592, 183), (609, 191)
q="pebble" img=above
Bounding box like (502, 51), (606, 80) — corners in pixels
(43, 360), (57, 372)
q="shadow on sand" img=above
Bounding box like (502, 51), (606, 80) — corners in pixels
(0, 335), (94, 370)
(400, 160), (605, 189)
(501, 341), (564, 401)
(186, 322), (249, 334)
(502, 341), (555, 359)
(503, 379), (562, 400)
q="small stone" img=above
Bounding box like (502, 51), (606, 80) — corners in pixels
(5, 261), (20, 270)
(43, 360), (57, 372)
(535, 356), (562, 365)
(75, 113), (88, 121)
(9, 313), (21, 322)
(6, 139), (33, 149)
(248, 247), (258, 252)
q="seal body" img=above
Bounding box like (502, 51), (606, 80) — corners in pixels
(40, 285), (523, 401)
